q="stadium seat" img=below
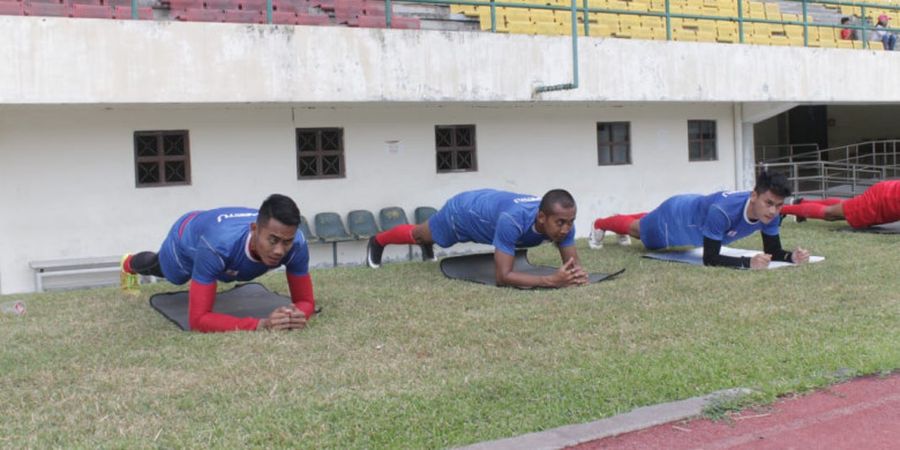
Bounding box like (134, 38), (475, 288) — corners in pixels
(379, 206), (413, 260)
(272, 0), (305, 13)
(25, 2), (70, 17)
(295, 13), (329, 24)
(271, 11), (297, 23)
(169, 0), (204, 10)
(224, 8), (263, 22)
(314, 212), (354, 267)
(112, 6), (153, 19)
(299, 215), (316, 241)
(206, 0), (238, 10)
(177, 8), (226, 21)
(0, 1), (23, 16)
(71, 0), (104, 5)
(346, 210), (380, 240)
(72, 4), (113, 18)
(378, 206), (408, 231)
(414, 206), (437, 225)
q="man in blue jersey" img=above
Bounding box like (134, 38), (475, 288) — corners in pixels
(589, 171), (810, 269)
(366, 189), (589, 288)
(121, 194), (315, 332)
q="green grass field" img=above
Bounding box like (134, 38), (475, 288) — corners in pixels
(1, 221), (898, 448)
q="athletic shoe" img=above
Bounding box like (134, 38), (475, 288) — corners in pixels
(617, 234), (632, 246)
(366, 236), (384, 268)
(420, 243), (436, 262)
(119, 254), (140, 293)
(588, 228), (606, 249)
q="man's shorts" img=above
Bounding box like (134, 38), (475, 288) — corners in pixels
(427, 198), (465, 248)
(842, 181), (900, 229)
(157, 212), (197, 285)
(638, 196), (699, 250)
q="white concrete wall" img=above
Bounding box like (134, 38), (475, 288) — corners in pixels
(1, 16), (899, 104)
(0, 102), (736, 293)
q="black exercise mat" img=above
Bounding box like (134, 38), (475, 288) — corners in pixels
(839, 220), (900, 234)
(150, 282), (296, 331)
(439, 249), (624, 289)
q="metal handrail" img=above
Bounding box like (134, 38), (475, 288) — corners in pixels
(758, 159), (894, 198)
(380, 0), (900, 43)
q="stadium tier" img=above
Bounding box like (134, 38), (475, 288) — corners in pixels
(0, 0), (897, 49)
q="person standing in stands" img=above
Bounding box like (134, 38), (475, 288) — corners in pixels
(121, 194), (315, 333)
(366, 189), (589, 288)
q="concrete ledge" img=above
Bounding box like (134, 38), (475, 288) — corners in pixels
(456, 388), (753, 450)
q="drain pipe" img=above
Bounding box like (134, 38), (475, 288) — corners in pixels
(534, 0), (579, 95)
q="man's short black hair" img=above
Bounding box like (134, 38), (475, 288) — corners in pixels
(539, 189), (576, 214)
(258, 194), (301, 227)
(841, 16), (850, 24)
(754, 170), (792, 199)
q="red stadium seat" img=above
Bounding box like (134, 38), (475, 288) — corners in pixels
(71, 0), (104, 5)
(224, 8), (262, 22)
(295, 12), (328, 24)
(239, 0), (267, 12)
(272, 0), (307, 14)
(177, 7), (225, 21)
(113, 6), (153, 19)
(353, 15), (420, 29)
(71, 3), (112, 18)
(0, 1), (24, 16)
(25, 2), (70, 17)
(270, 10), (296, 23)
(390, 16), (420, 29)
(168, 0), (203, 11)
(205, 0), (236, 10)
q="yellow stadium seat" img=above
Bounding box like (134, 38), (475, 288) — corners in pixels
(592, 22), (615, 36)
(835, 39), (853, 49)
(697, 29), (716, 42)
(869, 41), (885, 51)
(641, 16), (663, 29)
(749, 3), (764, 18)
(507, 20), (538, 34)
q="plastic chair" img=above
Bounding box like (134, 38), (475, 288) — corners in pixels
(414, 206), (437, 225)
(314, 212), (353, 267)
(346, 210), (380, 240)
(379, 207), (412, 260)
(299, 215), (316, 241)
(379, 206), (409, 230)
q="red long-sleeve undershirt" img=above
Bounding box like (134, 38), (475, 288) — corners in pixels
(187, 273), (316, 333)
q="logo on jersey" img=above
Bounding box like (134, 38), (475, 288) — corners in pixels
(225, 269), (239, 277)
(727, 230), (738, 237)
(513, 196), (541, 204)
(217, 212), (258, 223)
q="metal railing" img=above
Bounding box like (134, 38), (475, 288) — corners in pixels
(757, 143), (821, 163)
(760, 160), (890, 197)
(383, 0), (900, 47)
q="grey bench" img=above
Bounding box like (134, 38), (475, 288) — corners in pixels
(29, 256), (122, 292)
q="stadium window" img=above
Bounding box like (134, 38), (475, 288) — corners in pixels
(133, 130), (191, 188)
(435, 125), (478, 173)
(688, 120), (717, 161)
(296, 128), (346, 179)
(597, 122), (631, 165)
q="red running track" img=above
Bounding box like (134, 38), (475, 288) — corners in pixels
(570, 373), (900, 450)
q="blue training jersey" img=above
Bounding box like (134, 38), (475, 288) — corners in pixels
(646, 191), (781, 248)
(443, 189), (576, 255)
(170, 207), (310, 284)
